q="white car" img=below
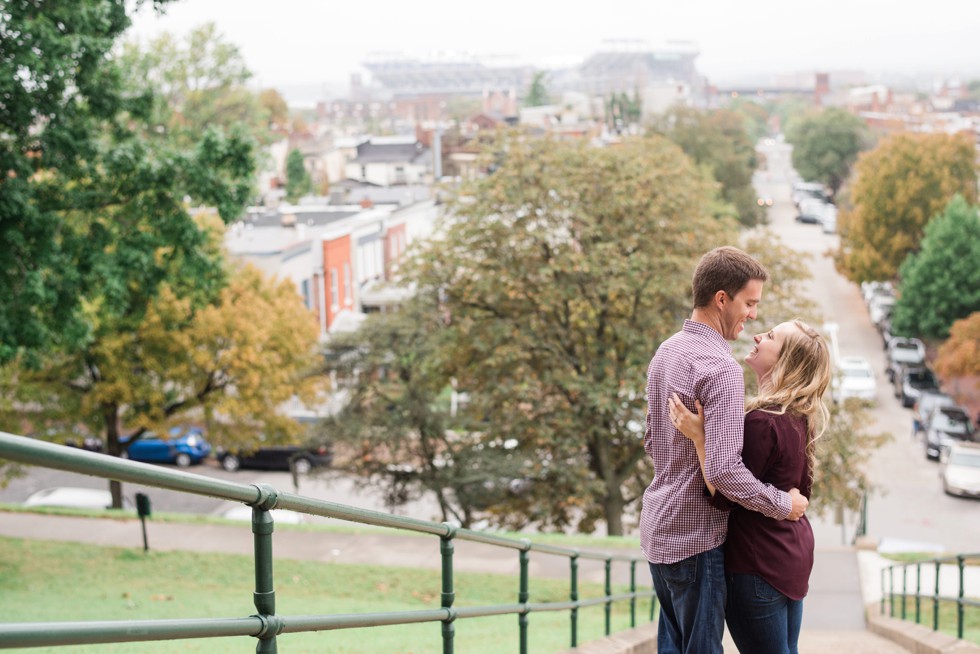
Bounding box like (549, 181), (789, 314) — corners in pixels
(833, 356), (878, 404)
(941, 443), (980, 498)
(23, 486), (134, 511)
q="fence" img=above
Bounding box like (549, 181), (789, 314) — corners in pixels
(0, 431), (657, 652)
(881, 552), (980, 640)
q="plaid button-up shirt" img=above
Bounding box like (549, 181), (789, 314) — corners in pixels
(639, 320), (791, 564)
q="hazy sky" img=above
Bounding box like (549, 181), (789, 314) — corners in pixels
(128, 0), (980, 94)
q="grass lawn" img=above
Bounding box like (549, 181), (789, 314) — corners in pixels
(892, 595), (980, 645)
(0, 536), (656, 653)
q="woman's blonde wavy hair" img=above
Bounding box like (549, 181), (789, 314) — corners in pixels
(746, 319), (832, 474)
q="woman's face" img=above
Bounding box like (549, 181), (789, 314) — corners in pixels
(745, 321), (800, 380)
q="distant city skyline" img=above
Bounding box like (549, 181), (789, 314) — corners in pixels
(128, 0), (980, 103)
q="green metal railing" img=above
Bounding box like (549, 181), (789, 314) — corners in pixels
(880, 553), (980, 640)
(0, 432), (657, 652)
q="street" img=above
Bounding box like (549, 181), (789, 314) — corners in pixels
(756, 139), (980, 553)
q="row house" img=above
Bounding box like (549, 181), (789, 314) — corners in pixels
(226, 194), (439, 339)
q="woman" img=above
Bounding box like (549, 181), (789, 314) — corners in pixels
(668, 319), (831, 654)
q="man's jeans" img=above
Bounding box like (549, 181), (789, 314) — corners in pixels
(648, 545), (726, 654)
(726, 573), (804, 654)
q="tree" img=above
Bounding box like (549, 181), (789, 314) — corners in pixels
(835, 132), (977, 283)
(118, 22), (277, 146)
(321, 295), (528, 527)
(649, 107), (763, 226)
(785, 108), (871, 196)
(811, 400), (890, 518)
(890, 195), (980, 339)
(408, 133), (737, 535)
(2, 259), (321, 507)
(524, 72), (550, 107)
(935, 312), (980, 379)
(286, 148), (312, 203)
(0, 0), (178, 363)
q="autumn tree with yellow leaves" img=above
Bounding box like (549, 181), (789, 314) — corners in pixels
(835, 132), (977, 283)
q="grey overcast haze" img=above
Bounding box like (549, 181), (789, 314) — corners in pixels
(128, 0), (980, 101)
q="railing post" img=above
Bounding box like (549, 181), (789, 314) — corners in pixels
(570, 553), (579, 648)
(604, 558), (612, 636)
(933, 559), (941, 631)
(518, 540), (530, 654)
(880, 567), (886, 616)
(250, 484), (282, 654)
(440, 528), (457, 654)
(915, 562), (921, 624)
(629, 560), (637, 628)
(889, 566), (895, 618)
(901, 566), (908, 620)
(957, 555), (965, 639)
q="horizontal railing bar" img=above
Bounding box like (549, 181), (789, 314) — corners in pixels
(0, 592), (660, 649)
(281, 609), (450, 632)
(0, 433), (651, 563)
(886, 556), (980, 569)
(0, 617), (260, 649)
(0, 433), (258, 505)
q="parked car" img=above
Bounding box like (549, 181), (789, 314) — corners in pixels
(861, 280), (894, 307)
(924, 405), (976, 461)
(791, 181), (827, 207)
(122, 427), (211, 467)
(913, 392), (955, 438)
(216, 443), (332, 474)
(819, 204), (838, 234)
(23, 486), (134, 511)
(886, 337), (926, 381)
(795, 198), (827, 224)
(896, 366), (940, 408)
(869, 296), (896, 329)
(941, 443), (980, 498)
(832, 356), (877, 404)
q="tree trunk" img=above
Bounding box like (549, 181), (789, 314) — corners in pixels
(602, 481), (626, 536)
(103, 405), (125, 510)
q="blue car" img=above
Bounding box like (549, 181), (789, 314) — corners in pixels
(122, 427), (211, 467)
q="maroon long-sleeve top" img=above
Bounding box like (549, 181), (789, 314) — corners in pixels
(711, 408), (814, 600)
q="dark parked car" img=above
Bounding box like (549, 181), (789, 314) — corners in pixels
(121, 427), (211, 467)
(216, 443), (333, 474)
(886, 337), (926, 382)
(913, 392), (955, 438)
(924, 405), (976, 461)
(896, 366), (940, 408)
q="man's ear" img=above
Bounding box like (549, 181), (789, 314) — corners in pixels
(714, 290), (727, 309)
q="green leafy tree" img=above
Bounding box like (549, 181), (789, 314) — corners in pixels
(836, 132), (977, 283)
(409, 133), (736, 535)
(785, 108), (871, 196)
(119, 22), (277, 146)
(890, 195), (980, 339)
(649, 107), (763, 226)
(524, 72), (550, 107)
(321, 295), (528, 527)
(286, 148), (312, 202)
(0, 0), (175, 363)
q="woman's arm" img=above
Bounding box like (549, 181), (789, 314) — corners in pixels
(668, 393), (715, 496)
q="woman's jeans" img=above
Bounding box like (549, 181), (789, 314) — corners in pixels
(725, 573), (804, 654)
(648, 545), (726, 654)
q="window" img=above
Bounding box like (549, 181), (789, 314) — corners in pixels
(329, 268), (339, 309)
(300, 279), (311, 309)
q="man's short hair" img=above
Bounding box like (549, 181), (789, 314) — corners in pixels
(692, 246), (770, 308)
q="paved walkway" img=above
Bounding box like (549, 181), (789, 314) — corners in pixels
(0, 512), (913, 652)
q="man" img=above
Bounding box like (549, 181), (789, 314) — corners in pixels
(639, 246), (808, 654)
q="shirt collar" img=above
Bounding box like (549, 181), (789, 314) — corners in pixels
(682, 319), (731, 352)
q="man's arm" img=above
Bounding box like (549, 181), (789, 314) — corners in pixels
(699, 362), (802, 521)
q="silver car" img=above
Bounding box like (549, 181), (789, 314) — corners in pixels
(941, 443), (980, 498)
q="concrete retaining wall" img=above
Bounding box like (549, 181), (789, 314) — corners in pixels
(553, 623), (657, 654)
(866, 603), (980, 654)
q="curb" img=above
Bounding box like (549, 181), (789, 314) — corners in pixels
(866, 602), (980, 654)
